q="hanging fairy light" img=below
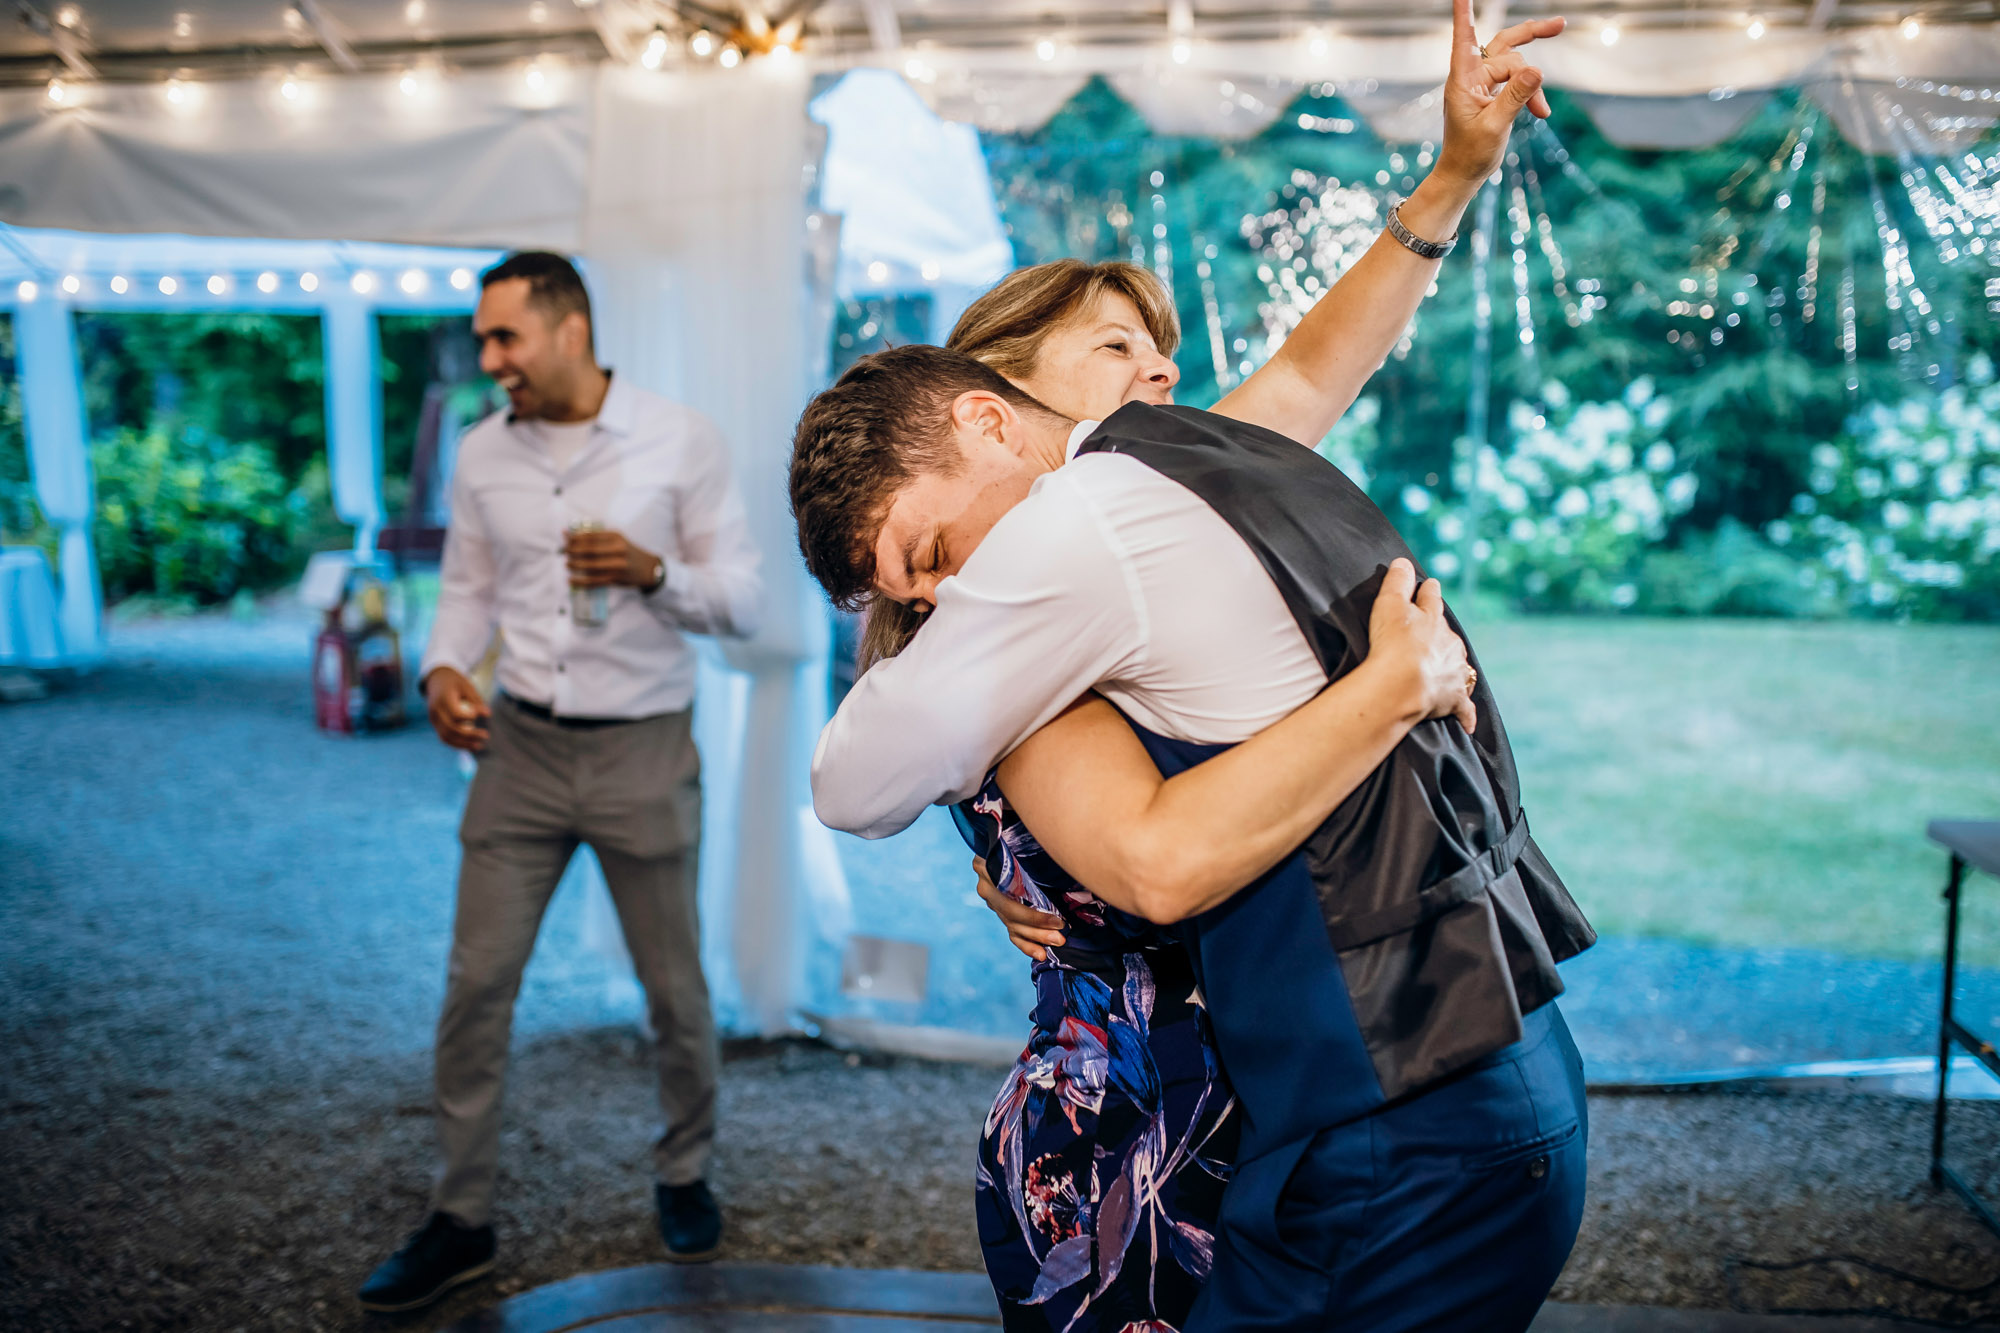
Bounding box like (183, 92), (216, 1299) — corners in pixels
(159, 276), (179, 295)
(717, 45), (741, 68)
(257, 271), (280, 293)
(1799, 169), (1826, 322)
(109, 275), (129, 294)
(1599, 21), (1621, 45)
(1241, 168), (1386, 360)
(351, 271), (378, 295)
(689, 29), (714, 57)
(1747, 13), (1767, 39)
(61, 274), (80, 295)
(640, 29), (669, 69)
(1901, 15), (1922, 39)
(206, 274), (228, 295)
(46, 78), (66, 104)
(16, 281), (37, 301)
(399, 269), (428, 295)
(450, 267), (474, 290)
(299, 272), (320, 293)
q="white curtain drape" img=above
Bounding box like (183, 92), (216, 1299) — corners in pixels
(583, 62), (846, 1035)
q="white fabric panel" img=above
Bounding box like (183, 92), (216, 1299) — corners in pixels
(321, 296), (384, 546)
(12, 295), (102, 661)
(0, 69), (590, 250)
(1806, 75), (2000, 156)
(584, 63), (840, 1036)
(1571, 91), (1775, 151)
(809, 70), (1013, 292)
(0, 547), (64, 666)
(1105, 69), (1296, 139)
(828, 24), (2000, 148)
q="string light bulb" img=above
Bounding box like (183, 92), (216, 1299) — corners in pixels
(449, 267), (473, 290)
(1171, 39), (1191, 64)
(16, 281), (37, 301)
(280, 77), (300, 102)
(166, 77), (188, 104)
(524, 62), (547, 92)
(690, 29), (714, 57)
(110, 275), (129, 294)
(1035, 37), (1056, 60)
(158, 276), (179, 295)
(398, 269), (427, 295)
(403, 0), (424, 22)
(46, 79), (66, 104)
(299, 272), (319, 292)
(206, 275), (227, 295)
(640, 29), (669, 69)
(61, 274), (80, 294)
(351, 272), (377, 295)
(528, 1), (548, 22)
(256, 272), (279, 293)
(399, 71), (419, 96)
(1746, 14), (1766, 38)
(1900, 15), (1921, 38)
(717, 44), (740, 67)
(1600, 21), (1621, 44)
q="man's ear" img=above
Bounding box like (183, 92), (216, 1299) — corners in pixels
(557, 310), (592, 361)
(949, 390), (1021, 456)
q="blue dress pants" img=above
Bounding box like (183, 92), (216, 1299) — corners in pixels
(1190, 1004), (1589, 1332)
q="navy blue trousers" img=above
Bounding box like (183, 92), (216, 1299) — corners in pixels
(1188, 1003), (1589, 1332)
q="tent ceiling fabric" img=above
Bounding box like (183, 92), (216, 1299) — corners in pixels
(0, 4), (1993, 245)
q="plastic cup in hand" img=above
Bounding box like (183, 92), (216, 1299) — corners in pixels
(567, 520), (610, 628)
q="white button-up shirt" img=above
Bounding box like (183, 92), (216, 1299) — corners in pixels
(420, 375), (762, 719)
(811, 420), (1327, 838)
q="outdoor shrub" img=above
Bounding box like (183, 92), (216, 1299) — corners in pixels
(1395, 378), (1704, 613)
(92, 426), (322, 605)
(1768, 354), (2000, 621)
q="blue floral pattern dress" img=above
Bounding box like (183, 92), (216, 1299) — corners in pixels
(965, 778), (1238, 1332)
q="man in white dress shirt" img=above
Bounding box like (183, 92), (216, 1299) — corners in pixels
(360, 253), (761, 1313)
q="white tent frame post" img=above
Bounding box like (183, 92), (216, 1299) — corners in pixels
(11, 291), (102, 663)
(322, 294), (387, 558)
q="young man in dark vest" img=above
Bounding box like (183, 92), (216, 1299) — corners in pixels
(791, 348), (1596, 1327)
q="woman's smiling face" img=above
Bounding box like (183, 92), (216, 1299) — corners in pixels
(1011, 291), (1181, 423)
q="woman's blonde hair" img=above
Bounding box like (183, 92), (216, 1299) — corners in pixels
(851, 260), (1181, 672)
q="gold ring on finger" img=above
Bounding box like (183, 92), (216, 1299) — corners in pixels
(1478, 41), (1490, 57)
(1466, 667), (1479, 691)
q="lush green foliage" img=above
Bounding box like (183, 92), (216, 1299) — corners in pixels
(2, 309), (470, 601)
(980, 81), (2000, 619)
(90, 426), (332, 604)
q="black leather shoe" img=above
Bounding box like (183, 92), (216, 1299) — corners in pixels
(357, 1211), (497, 1313)
(655, 1180), (722, 1262)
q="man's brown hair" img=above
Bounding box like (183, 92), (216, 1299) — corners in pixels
(946, 258), (1180, 377)
(790, 343), (1063, 611)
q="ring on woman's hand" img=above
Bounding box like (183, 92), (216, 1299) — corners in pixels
(1478, 41), (1490, 58)
(1466, 666), (1479, 692)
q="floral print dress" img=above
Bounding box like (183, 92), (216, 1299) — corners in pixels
(965, 778), (1238, 1333)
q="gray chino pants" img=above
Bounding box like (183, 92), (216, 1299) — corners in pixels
(432, 696), (716, 1228)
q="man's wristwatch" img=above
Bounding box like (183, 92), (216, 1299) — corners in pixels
(643, 558), (666, 594)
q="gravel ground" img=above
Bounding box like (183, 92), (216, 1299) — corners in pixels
(5, 612), (2000, 1331)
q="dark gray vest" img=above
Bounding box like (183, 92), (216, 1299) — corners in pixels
(1079, 402), (1596, 1107)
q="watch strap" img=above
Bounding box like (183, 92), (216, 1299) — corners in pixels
(1387, 201), (1457, 260)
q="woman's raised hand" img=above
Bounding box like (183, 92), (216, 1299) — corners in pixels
(1435, 0), (1565, 188)
(1367, 558), (1478, 734)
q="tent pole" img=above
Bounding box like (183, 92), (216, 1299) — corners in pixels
(322, 296), (384, 558)
(15, 294), (103, 664)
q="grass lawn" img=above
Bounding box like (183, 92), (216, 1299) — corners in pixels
(1467, 616), (2000, 966)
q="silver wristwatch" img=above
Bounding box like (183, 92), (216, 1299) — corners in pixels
(1387, 201), (1458, 260)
